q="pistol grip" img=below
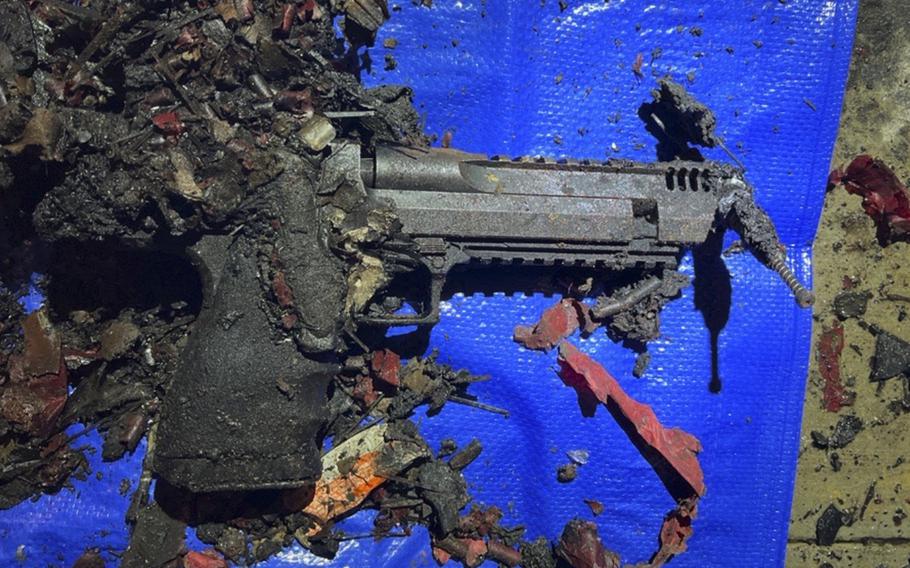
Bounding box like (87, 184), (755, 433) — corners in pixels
(154, 233), (338, 493)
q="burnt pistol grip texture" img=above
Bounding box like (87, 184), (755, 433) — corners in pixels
(154, 154), (345, 493)
(153, 233), (338, 492)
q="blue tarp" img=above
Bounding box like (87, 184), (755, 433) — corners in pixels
(0, 1), (857, 566)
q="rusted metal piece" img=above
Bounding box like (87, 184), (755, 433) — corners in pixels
(591, 276), (662, 319)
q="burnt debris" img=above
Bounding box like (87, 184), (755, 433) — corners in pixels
(815, 504), (852, 546)
(810, 415), (864, 450)
(832, 290), (871, 320)
(868, 326), (910, 382)
(638, 78), (719, 161)
(0, 1), (816, 566)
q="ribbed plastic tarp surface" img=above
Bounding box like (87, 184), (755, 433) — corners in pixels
(0, 1), (857, 566)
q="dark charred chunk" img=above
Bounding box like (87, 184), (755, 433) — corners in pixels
(870, 329), (910, 382)
(415, 460), (470, 536)
(833, 290), (872, 320)
(810, 415), (863, 450)
(816, 504), (852, 546)
(638, 78), (719, 161)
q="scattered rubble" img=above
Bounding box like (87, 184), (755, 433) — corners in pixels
(0, 0), (456, 561)
(0, 2), (793, 566)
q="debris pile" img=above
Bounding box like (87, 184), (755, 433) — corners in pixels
(0, 0), (442, 561)
(0, 2), (726, 566)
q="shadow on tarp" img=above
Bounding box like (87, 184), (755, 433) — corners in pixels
(0, 0), (856, 566)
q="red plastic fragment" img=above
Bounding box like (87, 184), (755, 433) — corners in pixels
(0, 310), (68, 436)
(553, 342), (706, 566)
(817, 321), (854, 412)
(276, 3), (295, 35)
(273, 89), (314, 116)
(371, 349), (401, 388)
(152, 111), (185, 136)
(838, 155), (910, 243)
(352, 374), (379, 406)
(556, 342), (706, 498)
(513, 299), (596, 351)
(183, 550), (228, 568)
(650, 499), (698, 566)
(272, 271), (295, 308)
(555, 519), (620, 568)
(431, 546), (451, 565)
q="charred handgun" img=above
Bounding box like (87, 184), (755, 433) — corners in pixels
(154, 142), (812, 493)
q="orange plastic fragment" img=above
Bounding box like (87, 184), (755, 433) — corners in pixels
(301, 449), (386, 535)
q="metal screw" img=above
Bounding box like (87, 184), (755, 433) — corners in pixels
(769, 256), (814, 307)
